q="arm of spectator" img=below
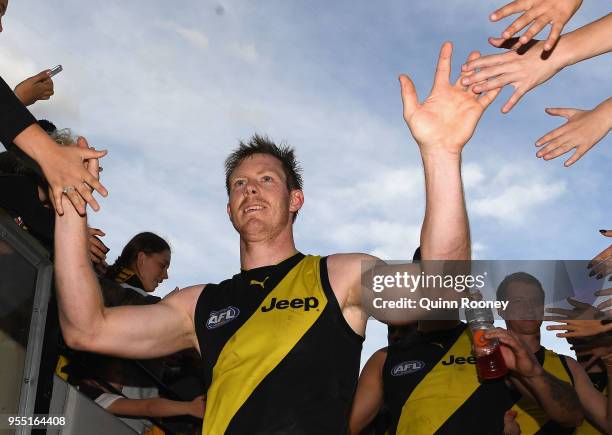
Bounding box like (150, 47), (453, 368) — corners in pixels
(535, 97), (612, 166)
(462, 13), (612, 113)
(13, 127), (108, 215)
(106, 395), (205, 419)
(484, 328), (583, 427)
(348, 349), (386, 435)
(565, 356), (612, 433)
(544, 297), (605, 322)
(87, 226), (109, 265)
(489, 0), (583, 51)
(54, 155), (201, 359)
(547, 319), (612, 338)
(14, 70), (54, 106)
(589, 230), (612, 281)
(0, 75), (37, 146)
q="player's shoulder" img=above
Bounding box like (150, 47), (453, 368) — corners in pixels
(327, 252), (383, 272)
(161, 284), (206, 309)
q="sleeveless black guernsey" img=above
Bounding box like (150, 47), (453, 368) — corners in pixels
(383, 323), (575, 435)
(194, 253), (363, 434)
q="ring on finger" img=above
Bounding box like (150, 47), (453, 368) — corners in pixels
(62, 186), (76, 194)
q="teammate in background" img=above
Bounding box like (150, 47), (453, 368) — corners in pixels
(54, 42), (498, 434)
(348, 294), (582, 434)
(497, 272), (612, 434)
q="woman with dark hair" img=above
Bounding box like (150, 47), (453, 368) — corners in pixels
(66, 233), (205, 433)
(105, 232), (171, 295)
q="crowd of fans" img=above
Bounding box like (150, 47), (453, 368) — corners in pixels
(0, 0), (610, 434)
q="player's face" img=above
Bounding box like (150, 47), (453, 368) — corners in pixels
(227, 153), (302, 241)
(135, 249), (171, 292)
(502, 282), (544, 335)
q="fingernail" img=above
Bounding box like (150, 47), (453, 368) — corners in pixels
(502, 31), (509, 38)
(600, 229), (608, 234)
(490, 13), (497, 20)
(473, 86), (480, 93)
(544, 45), (551, 51)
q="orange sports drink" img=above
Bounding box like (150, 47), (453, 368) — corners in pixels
(472, 329), (508, 380)
(466, 305), (508, 380)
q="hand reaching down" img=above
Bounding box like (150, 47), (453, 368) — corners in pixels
(535, 98), (612, 166)
(489, 0), (583, 51)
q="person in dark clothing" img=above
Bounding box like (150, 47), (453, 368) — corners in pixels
(0, 0), (107, 215)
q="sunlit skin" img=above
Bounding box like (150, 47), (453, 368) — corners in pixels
(132, 249), (171, 292)
(226, 153), (304, 270)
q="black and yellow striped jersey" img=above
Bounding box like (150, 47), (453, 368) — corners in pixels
(383, 323), (576, 435)
(194, 253), (363, 434)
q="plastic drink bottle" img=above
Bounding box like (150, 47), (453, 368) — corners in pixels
(465, 305), (508, 380)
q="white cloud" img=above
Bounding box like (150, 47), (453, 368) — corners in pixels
(173, 27), (210, 50)
(468, 163), (567, 225)
(231, 42), (259, 63)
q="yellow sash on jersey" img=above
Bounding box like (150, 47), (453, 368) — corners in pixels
(396, 328), (480, 434)
(202, 255), (327, 435)
(512, 349), (574, 434)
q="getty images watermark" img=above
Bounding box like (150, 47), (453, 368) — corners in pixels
(360, 260), (603, 322)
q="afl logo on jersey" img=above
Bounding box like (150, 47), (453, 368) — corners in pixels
(206, 306), (240, 329)
(391, 360), (425, 376)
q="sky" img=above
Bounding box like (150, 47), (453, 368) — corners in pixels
(1, 1), (610, 364)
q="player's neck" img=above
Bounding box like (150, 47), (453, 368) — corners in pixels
(417, 319), (461, 332)
(239, 229), (298, 270)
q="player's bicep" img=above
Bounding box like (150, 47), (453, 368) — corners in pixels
(88, 285), (204, 359)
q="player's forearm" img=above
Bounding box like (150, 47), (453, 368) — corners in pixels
(512, 371), (583, 427)
(54, 205), (106, 347)
(420, 152), (470, 260)
(553, 13), (612, 70)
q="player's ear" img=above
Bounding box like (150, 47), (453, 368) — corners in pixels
(289, 190), (304, 213)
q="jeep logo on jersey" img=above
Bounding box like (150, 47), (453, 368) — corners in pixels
(261, 297), (319, 312)
(206, 306), (240, 329)
(391, 360), (425, 376)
